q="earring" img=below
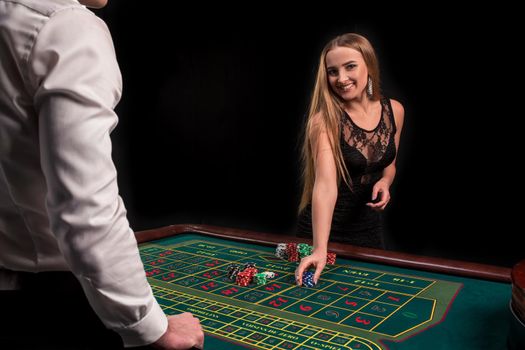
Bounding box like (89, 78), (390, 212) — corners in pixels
(367, 76), (373, 97)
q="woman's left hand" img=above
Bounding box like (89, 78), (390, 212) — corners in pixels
(366, 180), (391, 211)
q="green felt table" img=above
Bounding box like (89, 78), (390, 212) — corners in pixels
(136, 225), (514, 350)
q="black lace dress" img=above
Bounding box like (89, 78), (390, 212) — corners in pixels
(297, 98), (397, 249)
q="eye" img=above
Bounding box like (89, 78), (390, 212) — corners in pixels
(345, 63), (357, 70)
(327, 69), (338, 77)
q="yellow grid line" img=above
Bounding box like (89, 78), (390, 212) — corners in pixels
(141, 239), (460, 348)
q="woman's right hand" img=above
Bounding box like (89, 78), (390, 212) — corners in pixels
(295, 250), (327, 286)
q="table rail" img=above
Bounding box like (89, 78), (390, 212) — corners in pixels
(136, 224), (512, 283)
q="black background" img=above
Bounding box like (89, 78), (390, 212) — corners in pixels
(94, 4), (522, 267)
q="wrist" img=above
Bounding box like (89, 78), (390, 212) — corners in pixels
(379, 177), (393, 187)
(312, 246), (328, 255)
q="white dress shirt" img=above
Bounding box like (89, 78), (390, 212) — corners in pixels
(0, 0), (167, 346)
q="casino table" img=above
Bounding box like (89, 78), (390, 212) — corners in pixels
(135, 224), (515, 350)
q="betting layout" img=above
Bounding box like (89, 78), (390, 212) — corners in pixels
(230, 242), (335, 288)
(140, 236), (462, 350)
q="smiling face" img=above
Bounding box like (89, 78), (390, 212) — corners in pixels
(325, 46), (369, 102)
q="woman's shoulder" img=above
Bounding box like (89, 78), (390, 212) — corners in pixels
(388, 98), (404, 113)
(385, 98), (405, 130)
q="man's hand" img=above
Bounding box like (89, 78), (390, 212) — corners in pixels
(152, 312), (204, 350)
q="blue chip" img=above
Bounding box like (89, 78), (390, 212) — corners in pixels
(302, 271), (315, 288)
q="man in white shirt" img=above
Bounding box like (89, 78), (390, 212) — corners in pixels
(0, 0), (204, 348)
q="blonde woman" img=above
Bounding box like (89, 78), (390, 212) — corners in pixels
(295, 33), (404, 285)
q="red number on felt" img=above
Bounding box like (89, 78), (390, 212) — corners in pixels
(345, 300), (358, 307)
(150, 259), (166, 266)
(299, 304), (312, 312)
(162, 272), (175, 281)
(387, 295), (400, 302)
(146, 269), (161, 277)
(202, 270), (220, 278)
(338, 285), (349, 291)
(221, 287), (239, 296)
(200, 282), (218, 291)
(269, 297), (288, 307)
(356, 316), (371, 325)
(265, 283), (282, 292)
(205, 260), (220, 267)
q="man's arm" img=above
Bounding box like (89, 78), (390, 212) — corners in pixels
(29, 8), (166, 347)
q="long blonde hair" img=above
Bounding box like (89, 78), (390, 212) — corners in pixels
(299, 33), (381, 212)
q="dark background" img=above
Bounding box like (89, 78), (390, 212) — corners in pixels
(94, 5), (522, 267)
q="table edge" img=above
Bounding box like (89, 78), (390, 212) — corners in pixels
(135, 223), (512, 283)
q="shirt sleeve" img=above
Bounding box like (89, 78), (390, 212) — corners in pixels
(27, 7), (167, 347)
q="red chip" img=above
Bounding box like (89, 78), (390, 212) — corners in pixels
(326, 252), (336, 265)
(236, 271), (252, 286)
(287, 242), (299, 262)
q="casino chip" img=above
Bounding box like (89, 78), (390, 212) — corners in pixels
(276, 242), (336, 265)
(254, 273), (267, 286)
(262, 271), (275, 279)
(326, 252), (337, 265)
(275, 243), (288, 260)
(243, 262), (256, 270)
(286, 243), (299, 262)
(302, 271), (315, 288)
(236, 271), (251, 286)
(226, 264), (240, 280)
(297, 243), (311, 259)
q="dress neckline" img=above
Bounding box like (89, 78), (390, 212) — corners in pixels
(343, 100), (384, 132)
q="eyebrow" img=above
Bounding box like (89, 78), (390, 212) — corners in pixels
(326, 60), (357, 70)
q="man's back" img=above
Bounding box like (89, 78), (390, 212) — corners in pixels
(0, 0), (168, 346)
(0, 0), (71, 272)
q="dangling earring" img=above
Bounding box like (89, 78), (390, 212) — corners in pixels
(367, 76), (373, 98)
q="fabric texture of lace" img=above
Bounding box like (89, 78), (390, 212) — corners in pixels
(341, 97), (395, 184)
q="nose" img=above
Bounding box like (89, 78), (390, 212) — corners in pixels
(337, 70), (349, 83)
(337, 74), (350, 84)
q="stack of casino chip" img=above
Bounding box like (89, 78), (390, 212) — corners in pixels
(226, 264), (241, 281)
(226, 262), (277, 287)
(235, 270), (251, 286)
(297, 243), (313, 259)
(275, 242), (336, 265)
(244, 266), (258, 280)
(275, 243), (288, 260)
(326, 252), (337, 265)
(243, 262), (256, 270)
(302, 271), (315, 287)
(229, 262), (258, 287)
(511, 259), (525, 323)
(254, 271), (277, 286)
(254, 273), (267, 286)
(286, 243), (299, 262)
(263, 271), (275, 279)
